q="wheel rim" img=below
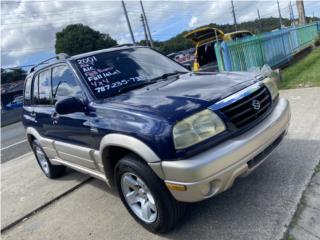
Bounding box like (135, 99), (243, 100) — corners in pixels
(35, 147), (49, 175)
(120, 172), (157, 223)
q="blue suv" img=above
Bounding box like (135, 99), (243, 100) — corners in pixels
(23, 46), (290, 233)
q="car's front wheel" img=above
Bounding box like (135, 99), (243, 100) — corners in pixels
(115, 154), (186, 233)
(32, 139), (66, 179)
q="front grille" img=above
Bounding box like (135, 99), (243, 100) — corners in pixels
(219, 86), (272, 129)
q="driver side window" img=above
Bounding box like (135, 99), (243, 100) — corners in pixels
(51, 65), (82, 104)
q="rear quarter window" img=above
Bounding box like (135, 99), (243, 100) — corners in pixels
(24, 76), (32, 105)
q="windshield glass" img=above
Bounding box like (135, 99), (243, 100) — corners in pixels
(74, 47), (187, 99)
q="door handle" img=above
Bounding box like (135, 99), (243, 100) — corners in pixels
(30, 111), (36, 117)
(51, 112), (59, 124)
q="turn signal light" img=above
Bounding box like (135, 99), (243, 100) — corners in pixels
(165, 183), (187, 191)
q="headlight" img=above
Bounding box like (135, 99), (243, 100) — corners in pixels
(263, 77), (279, 100)
(173, 109), (226, 150)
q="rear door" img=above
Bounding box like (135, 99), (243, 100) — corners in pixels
(32, 69), (54, 137)
(27, 69), (58, 159)
(22, 75), (36, 127)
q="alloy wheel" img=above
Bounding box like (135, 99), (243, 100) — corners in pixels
(120, 172), (157, 223)
(35, 147), (50, 175)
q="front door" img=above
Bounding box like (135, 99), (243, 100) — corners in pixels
(46, 64), (96, 170)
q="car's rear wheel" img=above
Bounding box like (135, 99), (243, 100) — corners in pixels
(32, 139), (66, 179)
(115, 154), (186, 233)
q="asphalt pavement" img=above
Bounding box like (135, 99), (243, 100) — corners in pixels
(1, 122), (30, 163)
(1, 87), (320, 240)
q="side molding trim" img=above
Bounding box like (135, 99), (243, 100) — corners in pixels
(50, 158), (108, 184)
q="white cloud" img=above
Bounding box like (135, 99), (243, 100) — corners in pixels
(1, 0), (319, 68)
(189, 16), (198, 28)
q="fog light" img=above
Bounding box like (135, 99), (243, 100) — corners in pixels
(200, 184), (211, 196)
(165, 183), (187, 191)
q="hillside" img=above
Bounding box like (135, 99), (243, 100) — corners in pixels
(140, 17), (320, 55)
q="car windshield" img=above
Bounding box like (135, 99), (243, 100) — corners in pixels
(74, 47), (187, 99)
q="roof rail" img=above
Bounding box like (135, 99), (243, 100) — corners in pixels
(28, 53), (70, 74)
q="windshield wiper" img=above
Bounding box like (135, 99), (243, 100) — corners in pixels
(118, 71), (187, 94)
(150, 71), (188, 81)
(118, 81), (157, 94)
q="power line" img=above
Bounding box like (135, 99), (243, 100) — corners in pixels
(1, 4), (108, 19)
(2, 46), (54, 53)
(2, 6), (117, 26)
(1, 0), (53, 4)
(1, 12), (120, 30)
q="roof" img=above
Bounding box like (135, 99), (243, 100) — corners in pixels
(70, 45), (142, 60)
(1, 80), (25, 95)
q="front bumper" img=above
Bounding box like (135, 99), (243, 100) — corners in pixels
(162, 98), (291, 202)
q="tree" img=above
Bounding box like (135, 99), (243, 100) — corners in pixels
(55, 24), (117, 56)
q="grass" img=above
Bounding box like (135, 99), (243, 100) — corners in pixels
(279, 48), (320, 89)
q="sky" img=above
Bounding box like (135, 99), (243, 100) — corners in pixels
(1, 0), (320, 69)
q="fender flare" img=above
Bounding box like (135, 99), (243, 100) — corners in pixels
(26, 127), (42, 143)
(99, 134), (160, 163)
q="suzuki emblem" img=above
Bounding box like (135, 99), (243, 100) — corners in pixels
(252, 99), (261, 111)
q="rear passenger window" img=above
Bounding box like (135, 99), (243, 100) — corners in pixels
(24, 76), (32, 105)
(52, 65), (82, 103)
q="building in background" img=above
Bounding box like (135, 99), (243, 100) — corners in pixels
(1, 80), (24, 111)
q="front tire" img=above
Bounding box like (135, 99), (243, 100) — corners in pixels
(115, 154), (186, 233)
(32, 139), (66, 179)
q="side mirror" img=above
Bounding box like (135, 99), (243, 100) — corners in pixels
(55, 97), (85, 115)
(183, 63), (192, 71)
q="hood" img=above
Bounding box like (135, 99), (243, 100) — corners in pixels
(97, 72), (259, 122)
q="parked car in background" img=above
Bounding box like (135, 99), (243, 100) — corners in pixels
(224, 30), (253, 41)
(167, 48), (195, 65)
(23, 46), (290, 233)
(5, 95), (23, 110)
(185, 27), (253, 72)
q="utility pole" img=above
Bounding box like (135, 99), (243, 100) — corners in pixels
(257, 9), (262, 33)
(231, 0), (237, 31)
(121, 0), (135, 44)
(290, 1), (296, 26)
(296, 0), (306, 25)
(277, 0), (283, 29)
(140, 0), (154, 48)
(141, 14), (149, 47)
(289, 2), (293, 25)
